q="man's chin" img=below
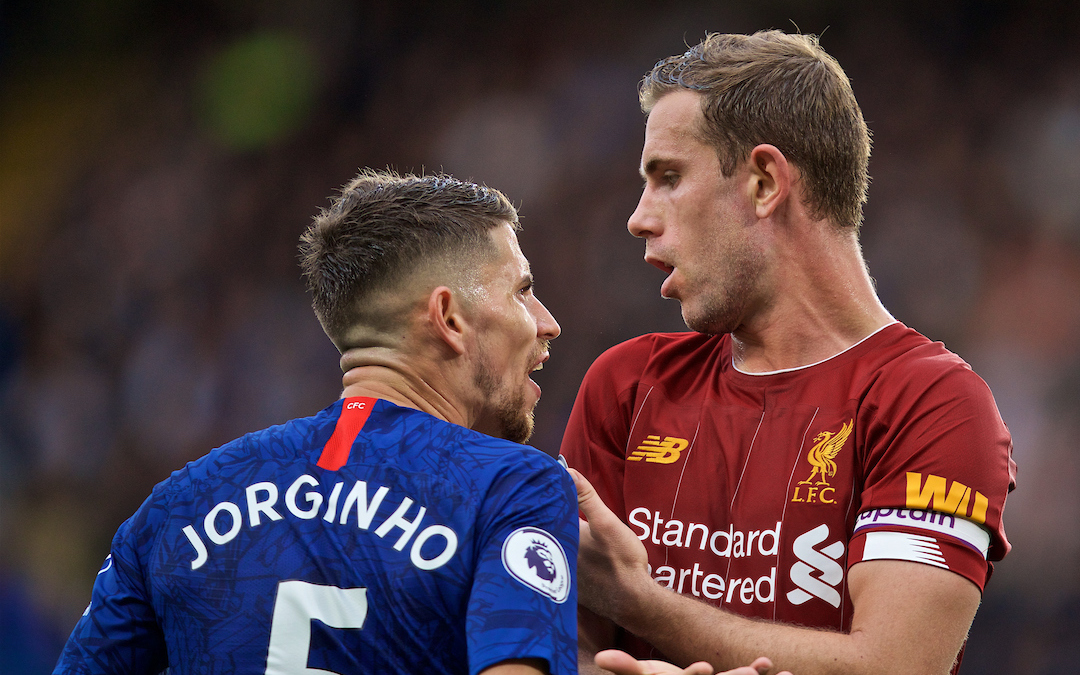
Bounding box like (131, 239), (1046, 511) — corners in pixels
(682, 311), (716, 335)
(682, 304), (737, 336)
(504, 411), (535, 445)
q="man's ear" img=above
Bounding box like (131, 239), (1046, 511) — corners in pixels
(747, 144), (792, 219)
(428, 286), (468, 355)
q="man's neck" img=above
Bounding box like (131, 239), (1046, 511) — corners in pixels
(338, 348), (466, 428)
(730, 310), (894, 374)
(730, 229), (894, 373)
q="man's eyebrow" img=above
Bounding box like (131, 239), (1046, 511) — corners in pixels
(640, 158), (667, 179)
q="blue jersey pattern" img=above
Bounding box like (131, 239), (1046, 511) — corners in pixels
(54, 399), (578, 675)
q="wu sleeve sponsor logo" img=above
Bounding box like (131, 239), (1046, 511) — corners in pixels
(501, 526), (571, 603)
(790, 419), (852, 505)
(905, 472), (988, 525)
(628, 435), (687, 464)
(786, 524), (845, 608)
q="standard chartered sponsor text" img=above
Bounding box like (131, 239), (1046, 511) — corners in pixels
(181, 474), (458, 572)
(628, 507), (780, 604)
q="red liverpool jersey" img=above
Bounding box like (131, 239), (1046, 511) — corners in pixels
(561, 322), (1015, 653)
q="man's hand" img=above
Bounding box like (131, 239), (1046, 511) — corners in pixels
(569, 470), (979, 674)
(569, 468), (652, 620)
(594, 650), (791, 675)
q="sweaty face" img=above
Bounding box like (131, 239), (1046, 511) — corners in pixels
(627, 90), (766, 335)
(466, 224), (560, 443)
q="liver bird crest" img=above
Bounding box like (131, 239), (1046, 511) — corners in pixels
(798, 419), (853, 486)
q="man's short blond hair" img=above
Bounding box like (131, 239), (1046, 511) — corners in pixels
(640, 31), (871, 229)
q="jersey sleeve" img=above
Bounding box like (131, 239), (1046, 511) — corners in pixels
(559, 338), (655, 515)
(466, 452), (579, 675)
(851, 354), (1016, 590)
(53, 495), (168, 675)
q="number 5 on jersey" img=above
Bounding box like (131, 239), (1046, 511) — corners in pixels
(266, 580), (368, 675)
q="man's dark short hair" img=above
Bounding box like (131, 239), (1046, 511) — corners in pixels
(298, 169), (519, 345)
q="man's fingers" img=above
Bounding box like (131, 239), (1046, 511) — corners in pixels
(594, 649), (644, 674)
(679, 661), (715, 675)
(714, 657), (788, 675)
(569, 468), (615, 526)
(569, 469), (600, 540)
(568, 468), (594, 507)
(594, 650), (716, 675)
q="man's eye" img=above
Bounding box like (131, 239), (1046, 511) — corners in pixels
(664, 172), (679, 186)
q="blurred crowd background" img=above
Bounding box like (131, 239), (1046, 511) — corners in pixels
(2, 1), (1079, 672)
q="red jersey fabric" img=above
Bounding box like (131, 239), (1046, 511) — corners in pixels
(561, 322), (1015, 663)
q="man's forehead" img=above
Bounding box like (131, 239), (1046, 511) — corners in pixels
(490, 222), (531, 275)
(640, 91), (709, 170)
(646, 91), (705, 135)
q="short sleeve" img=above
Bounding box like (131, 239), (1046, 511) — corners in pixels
(466, 455), (579, 675)
(852, 357), (1016, 590)
(53, 498), (168, 674)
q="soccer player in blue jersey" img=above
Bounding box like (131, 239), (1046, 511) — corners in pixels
(53, 170), (578, 675)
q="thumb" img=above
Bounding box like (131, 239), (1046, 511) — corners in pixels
(568, 468), (626, 536)
(567, 468), (604, 518)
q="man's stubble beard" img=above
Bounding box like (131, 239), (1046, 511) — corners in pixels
(682, 242), (765, 336)
(472, 342), (549, 444)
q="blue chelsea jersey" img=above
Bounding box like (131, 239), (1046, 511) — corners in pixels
(54, 398), (578, 675)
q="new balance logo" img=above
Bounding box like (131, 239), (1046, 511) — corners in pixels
(786, 524), (845, 608)
(628, 436), (688, 464)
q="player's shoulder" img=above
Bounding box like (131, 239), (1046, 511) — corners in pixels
(156, 404), (339, 496)
(590, 331), (724, 376)
(875, 323), (974, 374)
(455, 422), (567, 474)
(383, 402), (567, 475)
(599, 330), (721, 357)
(867, 323), (993, 397)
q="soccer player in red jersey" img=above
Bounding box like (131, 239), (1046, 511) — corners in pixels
(560, 31), (1016, 675)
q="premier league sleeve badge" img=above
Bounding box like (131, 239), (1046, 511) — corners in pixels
(500, 526), (571, 603)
